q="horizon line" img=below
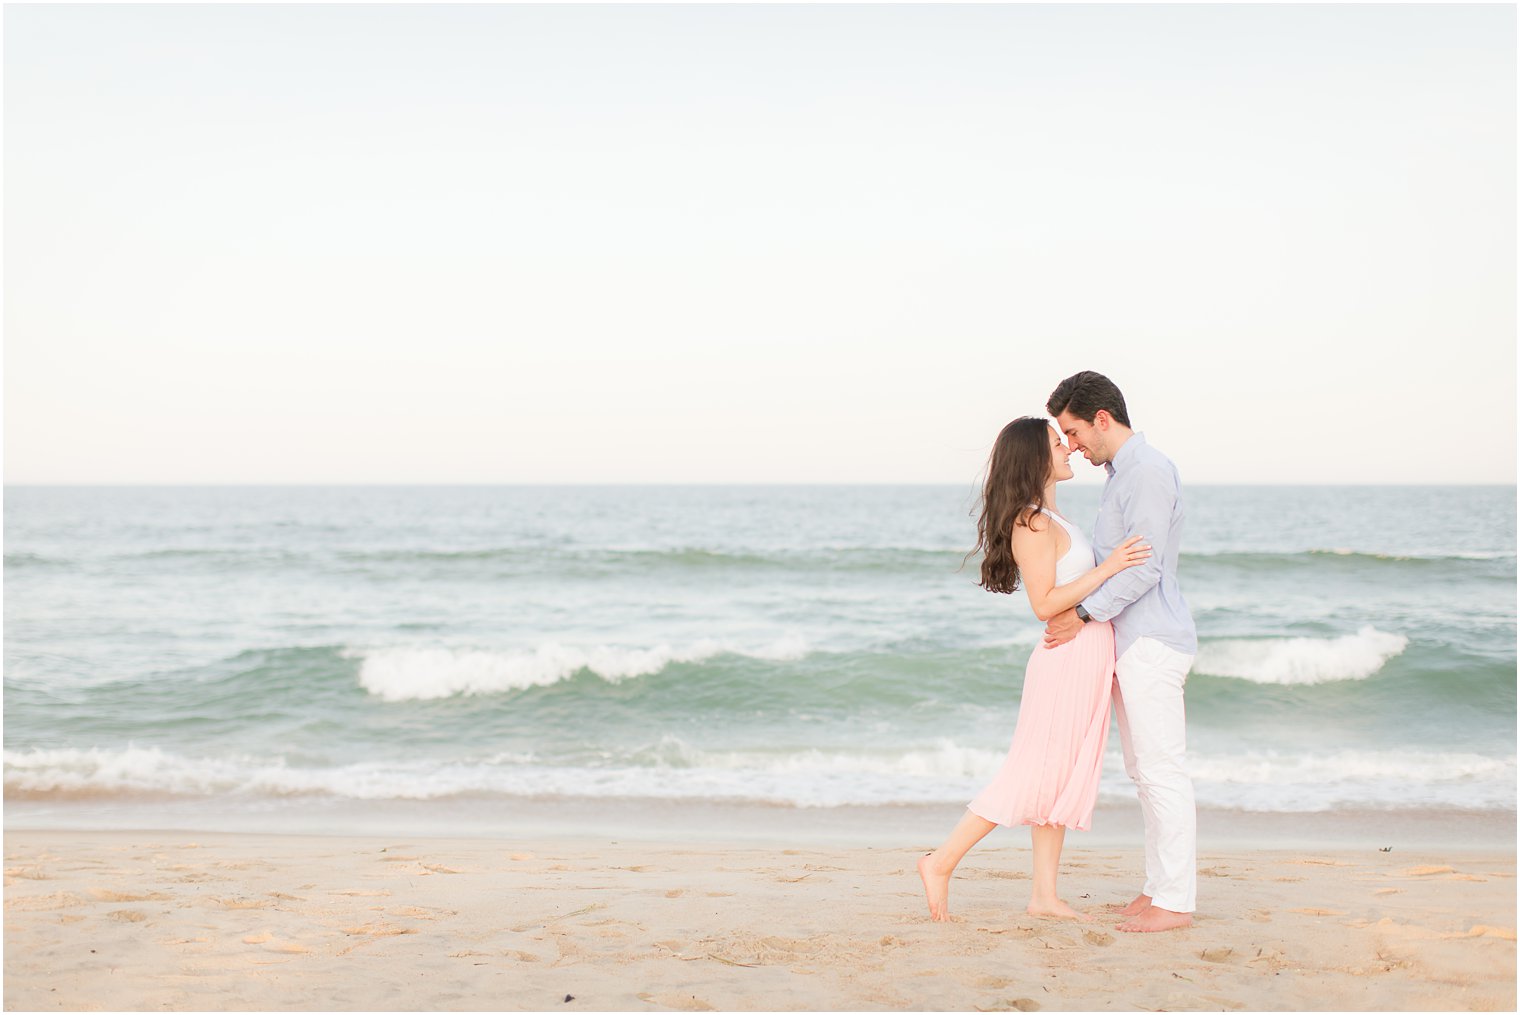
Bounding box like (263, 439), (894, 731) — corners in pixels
(4, 481), (1516, 489)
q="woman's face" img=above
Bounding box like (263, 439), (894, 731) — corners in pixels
(1048, 425), (1074, 483)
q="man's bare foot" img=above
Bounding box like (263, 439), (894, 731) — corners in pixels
(1026, 898), (1092, 922)
(1116, 905), (1192, 933)
(1107, 892), (1151, 916)
(917, 853), (953, 922)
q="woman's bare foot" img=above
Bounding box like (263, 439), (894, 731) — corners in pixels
(1116, 905), (1192, 933)
(1026, 898), (1092, 921)
(1109, 891), (1151, 916)
(917, 853), (953, 922)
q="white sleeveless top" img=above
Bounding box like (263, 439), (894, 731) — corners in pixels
(1037, 507), (1095, 587)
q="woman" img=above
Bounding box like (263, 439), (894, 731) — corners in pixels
(917, 417), (1150, 922)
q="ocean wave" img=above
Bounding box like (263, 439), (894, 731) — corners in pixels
(3, 552), (65, 568)
(1308, 547), (1515, 562)
(628, 735), (1007, 779)
(1193, 626), (1409, 685)
(348, 637), (810, 701)
(329, 545), (967, 572)
(1187, 748), (1513, 787)
(1185, 548), (1515, 566)
(1182, 748), (1516, 813)
(7, 741), (1512, 812)
(2, 746), (534, 801)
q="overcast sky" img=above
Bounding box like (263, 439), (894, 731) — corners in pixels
(5, 4), (1514, 485)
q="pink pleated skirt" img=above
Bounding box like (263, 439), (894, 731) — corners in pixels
(967, 619), (1115, 832)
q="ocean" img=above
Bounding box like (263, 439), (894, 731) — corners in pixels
(4, 484), (1515, 833)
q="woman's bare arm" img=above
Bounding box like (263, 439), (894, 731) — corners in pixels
(1012, 514), (1149, 622)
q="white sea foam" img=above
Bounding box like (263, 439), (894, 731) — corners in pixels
(347, 636), (810, 702)
(1309, 547), (1514, 561)
(631, 734), (1007, 779)
(1179, 748), (1516, 813)
(1193, 626), (1408, 685)
(7, 742), (1513, 812)
(1, 746), (542, 800)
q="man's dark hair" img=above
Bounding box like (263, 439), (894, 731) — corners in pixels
(1046, 371), (1132, 428)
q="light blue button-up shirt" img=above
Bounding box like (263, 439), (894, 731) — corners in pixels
(1081, 432), (1197, 659)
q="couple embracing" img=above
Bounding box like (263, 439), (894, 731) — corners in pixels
(918, 371), (1197, 934)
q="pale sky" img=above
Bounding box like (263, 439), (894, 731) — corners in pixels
(5, 4), (1515, 485)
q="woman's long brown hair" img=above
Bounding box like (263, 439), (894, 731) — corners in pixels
(969, 417), (1053, 594)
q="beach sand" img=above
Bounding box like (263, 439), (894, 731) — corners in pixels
(4, 827), (1514, 1012)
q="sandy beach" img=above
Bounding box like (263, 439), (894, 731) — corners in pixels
(4, 826), (1514, 1012)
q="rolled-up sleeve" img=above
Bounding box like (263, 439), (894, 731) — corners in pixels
(1081, 463), (1175, 623)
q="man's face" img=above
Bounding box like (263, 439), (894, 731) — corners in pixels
(1055, 409), (1110, 466)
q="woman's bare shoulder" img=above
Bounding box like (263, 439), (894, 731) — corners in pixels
(1015, 507), (1053, 536)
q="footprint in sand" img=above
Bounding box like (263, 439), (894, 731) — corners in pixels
(5, 867), (50, 881)
(89, 888), (170, 902)
(386, 905), (455, 921)
(1288, 907), (1345, 916)
(1200, 946), (1237, 963)
(106, 909), (147, 923)
(5, 892), (89, 912)
(243, 932), (310, 953)
(1450, 925), (1516, 940)
(665, 889), (684, 898)
(210, 897), (274, 910)
(976, 926), (1038, 939)
(1082, 930), (1114, 946)
(341, 922), (417, 937)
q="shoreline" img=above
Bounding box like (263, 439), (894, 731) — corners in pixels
(6, 796), (1514, 851)
(4, 828), (1514, 1012)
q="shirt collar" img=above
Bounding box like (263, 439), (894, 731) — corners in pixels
(1104, 431), (1146, 477)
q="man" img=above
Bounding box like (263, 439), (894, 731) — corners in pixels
(1043, 371), (1197, 934)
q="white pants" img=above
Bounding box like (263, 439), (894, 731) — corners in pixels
(1113, 636), (1196, 914)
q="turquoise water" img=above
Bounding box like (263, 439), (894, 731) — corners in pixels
(4, 485), (1515, 824)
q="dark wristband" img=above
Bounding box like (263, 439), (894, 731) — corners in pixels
(1075, 604), (1093, 623)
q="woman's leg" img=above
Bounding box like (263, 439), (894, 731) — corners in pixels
(917, 809), (997, 921)
(1027, 823), (1090, 920)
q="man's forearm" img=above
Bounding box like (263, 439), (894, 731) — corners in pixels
(1081, 561), (1163, 621)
